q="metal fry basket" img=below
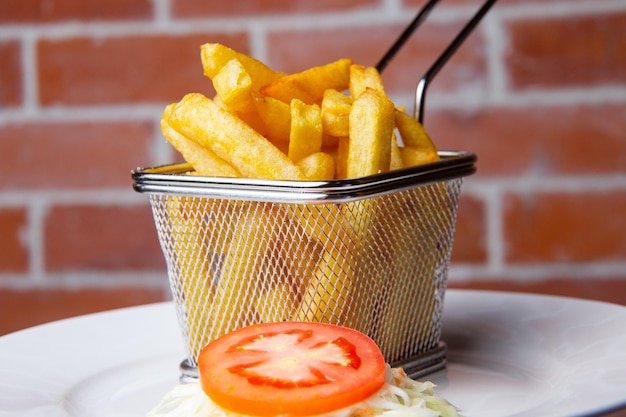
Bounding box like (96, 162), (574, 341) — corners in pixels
(132, 151), (476, 379)
(133, 0), (494, 381)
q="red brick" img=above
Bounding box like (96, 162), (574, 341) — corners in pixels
(0, 121), (154, 190)
(448, 278), (626, 306)
(451, 194), (487, 263)
(44, 205), (166, 271)
(38, 33), (248, 105)
(0, 208), (29, 272)
(0, 0), (153, 23)
(0, 40), (21, 107)
(172, 0), (379, 17)
(266, 20), (486, 95)
(427, 103), (626, 177)
(506, 13), (626, 89)
(503, 191), (626, 263)
(0, 287), (167, 336)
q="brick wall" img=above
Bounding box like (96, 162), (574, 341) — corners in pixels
(1, 0), (625, 336)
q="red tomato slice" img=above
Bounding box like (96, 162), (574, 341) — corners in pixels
(198, 321), (387, 416)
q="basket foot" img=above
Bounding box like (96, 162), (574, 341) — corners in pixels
(390, 341), (447, 379)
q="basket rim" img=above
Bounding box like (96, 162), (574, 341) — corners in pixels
(131, 150), (476, 203)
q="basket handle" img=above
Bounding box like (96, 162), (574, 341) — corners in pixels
(375, 0), (497, 124)
(415, 0), (497, 124)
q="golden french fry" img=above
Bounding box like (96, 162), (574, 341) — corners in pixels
(335, 136), (349, 180)
(297, 151), (336, 180)
(390, 133), (403, 171)
(346, 217), (394, 337)
(394, 109), (439, 159)
(201, 43), (285, 93)
(255, 283), (298, 322)
(169, 93), (305, 180)
(321, 89), (352, 138)
(291, 228), (356, 324)
(346, 88), (395, 178)
(269, 207), (324, 306)
(231, 108), (271, 138)
(284, 203), (345, 249)
(211, 204), (282, 336)
(161, 104), (241, 177)
(349, 64), (386, 97)
(374, 184), (449, 360)
(322, 133), (340, 149)
(341, 84), (396, 330)
(254, 96), (291, 146)
(211, 59), (272, 137)
(400, 146), (440, 167)
(288, 99), (323, 163)
(260, 58), (352, 105)
(164, 196), (215, 360)
(212, 58), (255, 113)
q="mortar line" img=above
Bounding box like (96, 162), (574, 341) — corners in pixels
(449, 262), (626, 282)
(27, 200), (46, 283)
(20, 31), (39, 117)
(482, 6), (508, 103)
(485, 185), (505, 271)
(496, 0), (626, 21)
(152, 0), (171, 24)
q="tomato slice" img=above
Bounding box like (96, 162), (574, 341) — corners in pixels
(198, 321), (387, 416)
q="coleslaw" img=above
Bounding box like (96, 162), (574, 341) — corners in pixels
(146, 366), (461, 417)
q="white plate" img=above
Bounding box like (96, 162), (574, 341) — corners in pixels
(1, 290), (625, 417)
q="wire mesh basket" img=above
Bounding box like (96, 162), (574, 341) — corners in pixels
(132, 150), (475, 379)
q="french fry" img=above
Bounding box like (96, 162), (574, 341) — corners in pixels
(168, 93), (306, 180)
(230, 107), (271, 139)
(164, 196), (215, 360)
(346, 88), (395, 178)
(374, 184), (449, 360)
(390, 133), (403, 171)
(212, 58), (255, 113)
(255, 96), (291, 146)
(201, 43), (285, 93)
(270, 207), (324, 303)
(323, 134), (340, 150)
(346, 214), (395, 337)
(284, 203), (338, 248)
(341, 83), (395, 333)
(210, 204), (283, 336)
(211, 59), (273, 137)
(335, 136), (349, 180)
(400, 146), (439, 167)
(297, 151), (336, 180)
(161, 103), (241, 177)
(321, 89), (352, 138)
(255, 283), (297, 322)
(291, 227), (356, 324)
(394, 109), (439, 162)
(349, 64), (386, 97)
(288, 99), (323, 163)
(260, 58), (352, 105)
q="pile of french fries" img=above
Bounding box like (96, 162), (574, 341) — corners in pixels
(163, 43), (438, 181)
(160, 43), (444, 362)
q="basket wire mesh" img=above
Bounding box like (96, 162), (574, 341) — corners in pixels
(133, 151), (475, 379)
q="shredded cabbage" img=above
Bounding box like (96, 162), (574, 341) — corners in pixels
(146, 366), (462, 417)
